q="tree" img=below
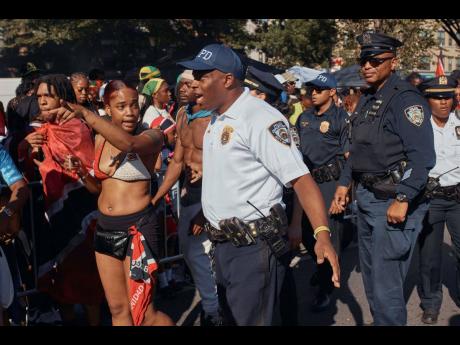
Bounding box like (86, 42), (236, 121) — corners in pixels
(335, 19), (439, 72)
(437, 19), (460, 47)
(0, 19), (251, 76)
(250, 19), (337, 68)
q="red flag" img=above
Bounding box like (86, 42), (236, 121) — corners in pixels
(435, 52), (445, 77)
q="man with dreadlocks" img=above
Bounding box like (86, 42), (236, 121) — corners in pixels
(22, 74), (104, 325)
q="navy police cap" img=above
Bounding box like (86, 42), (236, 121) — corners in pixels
(177, 44), (245, 81)
(357, 31), (403, 59)
(418, 75), (458, 98)
(244, 66), (284, 98)
(306, 73), (337, 89)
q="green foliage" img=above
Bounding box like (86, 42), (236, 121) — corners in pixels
(251, 19), (337, 68)
(335, 19), (439, 72)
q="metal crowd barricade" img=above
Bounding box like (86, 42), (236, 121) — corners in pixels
(155, 169), (184, 265)
(2, 171), (185, 299)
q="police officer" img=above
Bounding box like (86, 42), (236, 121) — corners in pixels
(331, 31), (436, 326)
(292, 73), (349, 312)
(416, 76), (460, 324)
(179, 44), (340, 326)
(244, 65), (299, 325)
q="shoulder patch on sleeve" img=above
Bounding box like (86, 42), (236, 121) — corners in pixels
(269, 121), (291, 146)
(404, 105), (424, 127)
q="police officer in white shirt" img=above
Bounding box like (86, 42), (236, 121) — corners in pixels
(178, 44), (340, 326)
(417, 75), (460, 324)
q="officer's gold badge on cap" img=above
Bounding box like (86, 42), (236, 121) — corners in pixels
(439, 76), (448, 85)
(404, 105), (424, 127)
(320, 121), (330, 133)
(221, 125), (234, 145)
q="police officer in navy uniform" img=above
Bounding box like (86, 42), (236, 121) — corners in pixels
(179, 44), (340, 326)
(416, 76), (460, 324)
(331, 31), (435, 326)
(292, 73), (349, 312)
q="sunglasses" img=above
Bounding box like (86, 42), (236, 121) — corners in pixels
(307, 86), (330, 93)
(359, 56), (393, 67)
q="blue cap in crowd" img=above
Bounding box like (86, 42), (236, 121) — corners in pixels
(356, 31), (403, 59)
(306, 73), (337, 89)
(244, 66), (284, 98)
(177, 44), (245, 80)
(418, 75), (458, 98)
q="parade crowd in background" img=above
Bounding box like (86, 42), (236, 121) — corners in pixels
(1, 29), (460, 326)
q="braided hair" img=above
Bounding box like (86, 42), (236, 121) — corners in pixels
(35, 74), (77, 103)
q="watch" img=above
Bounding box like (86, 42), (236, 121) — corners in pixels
(1, 206), (14, 217)
(395, 193), (409, 203)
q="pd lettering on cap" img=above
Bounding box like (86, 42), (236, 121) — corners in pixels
(197, 49), (213, 61)
(317, 75), (327, 82)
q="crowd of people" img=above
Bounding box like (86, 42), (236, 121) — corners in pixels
(1, 29), (460, 326)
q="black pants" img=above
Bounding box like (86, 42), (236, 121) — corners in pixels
(302, 178), (344, 295)
(418, 198), (460, 313)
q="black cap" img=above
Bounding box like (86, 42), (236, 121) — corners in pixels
(356, 31), (403, 59)
(20, 62), (40, 78)
(418, 75), (458, 98)
(244, 66), (284, 98)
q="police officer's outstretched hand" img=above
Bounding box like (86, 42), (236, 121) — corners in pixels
(330, 185), (349, 215)
(314, 233), (340, 288)
(387, 200), (409, 224)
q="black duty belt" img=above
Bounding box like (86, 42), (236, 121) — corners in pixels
(311, 158), (343, 184)
(353, 164), (405, 200)
(431, 184), (460, 202)
(204, 217), (268, 243)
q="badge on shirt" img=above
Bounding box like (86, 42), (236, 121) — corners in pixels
(319, 121), (330, 133)
(404, 105), (424, 127)
(300, 120), (309, 127)
(455, 126), (460, 139)
(269, 121), (291, 146)
(221, 125), (234, 145)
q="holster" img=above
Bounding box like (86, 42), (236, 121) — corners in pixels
(311, 158), (343, 184)
(356, 162), (405, 200)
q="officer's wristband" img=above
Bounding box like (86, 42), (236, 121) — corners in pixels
(313, 226), (331, 240)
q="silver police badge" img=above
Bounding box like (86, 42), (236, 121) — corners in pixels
(269, 121), (291, 146)
(404, 105), (424, 127)
(362, 32), (372, 45)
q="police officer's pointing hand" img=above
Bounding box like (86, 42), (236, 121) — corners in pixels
(314, 231), (340, 288)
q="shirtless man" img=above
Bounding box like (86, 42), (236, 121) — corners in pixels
(151, 70), (220, 326)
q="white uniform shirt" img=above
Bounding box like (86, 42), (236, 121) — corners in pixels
(202, 88), (309, 229)
(429, 113), (460, 186)
(141, 106), (174, 129)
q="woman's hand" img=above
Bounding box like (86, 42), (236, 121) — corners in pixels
(24, 132), (46, 149)
(40, 100), (86, 125)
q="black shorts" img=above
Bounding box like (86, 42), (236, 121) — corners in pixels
(94, 206), (163, 260)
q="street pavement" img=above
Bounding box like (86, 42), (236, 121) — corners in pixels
(155, 227), (460, 326)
